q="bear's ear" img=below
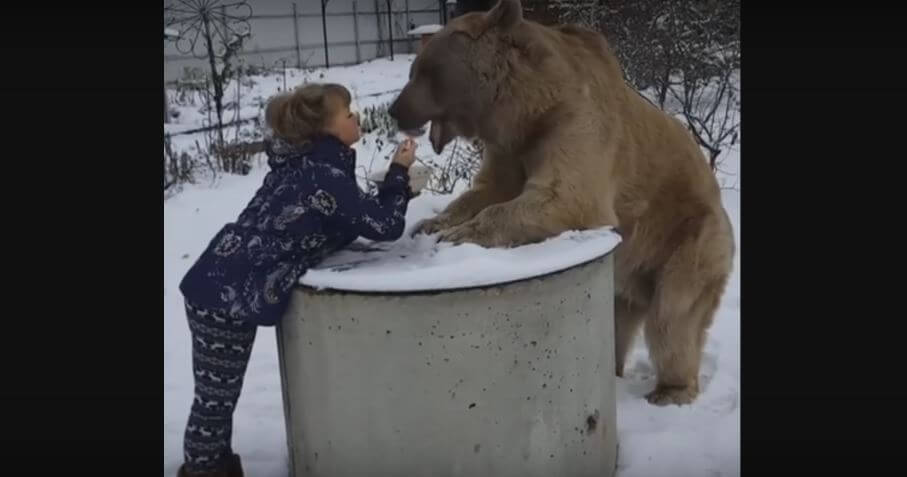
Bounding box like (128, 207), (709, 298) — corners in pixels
(485, 0), (522, 33)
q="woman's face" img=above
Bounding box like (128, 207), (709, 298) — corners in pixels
(325, 103), (361, 146)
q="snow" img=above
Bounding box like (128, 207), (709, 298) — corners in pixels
(164, 57), (740, 476)
(407, 24), (444, 36)
(300, 210), (621, 292)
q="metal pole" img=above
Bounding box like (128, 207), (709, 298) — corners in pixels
(164, 34), (171, 124)
(292, 3), (302, 68)
(404, 0), (411, 53)
(321, 0), (330, 68)
(374, 0), (383, 57)
(353, 1), (361, 64)
(386, 0), (394, 61)
(235, 66), (241, 126)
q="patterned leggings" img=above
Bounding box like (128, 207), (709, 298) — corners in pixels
(182, 300), (257, 472)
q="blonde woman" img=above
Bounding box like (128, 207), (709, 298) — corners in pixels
(177, 83), (417, 476)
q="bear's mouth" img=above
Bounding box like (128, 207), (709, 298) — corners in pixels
(396, 118), (455, 155)
(401, 126), (426, 137)
(429, 120), (452, 155)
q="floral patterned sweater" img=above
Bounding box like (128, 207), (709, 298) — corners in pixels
(179, 134), (413, 326)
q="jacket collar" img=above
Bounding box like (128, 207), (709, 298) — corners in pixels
(265, 134), (356, 172)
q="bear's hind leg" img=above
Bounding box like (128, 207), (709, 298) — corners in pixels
(643, 283), (722, 406)
(643, 225), (730, 406)
(615, 295), (649, 378)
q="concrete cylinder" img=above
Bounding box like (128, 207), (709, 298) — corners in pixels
(276, 252), (617, 477)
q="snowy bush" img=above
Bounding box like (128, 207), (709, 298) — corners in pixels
(360, 103), (398, 138)
(424, 138), (484, 195)
(518, 0), (741, 172)
(164, 135), (195, 194)
(358, 102), (484, 195)
(595, 0), (740, 170)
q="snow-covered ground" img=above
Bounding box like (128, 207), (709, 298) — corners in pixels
(164, 56), (740, 476)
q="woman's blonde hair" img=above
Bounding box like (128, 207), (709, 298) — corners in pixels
(264, 83), (352, 144)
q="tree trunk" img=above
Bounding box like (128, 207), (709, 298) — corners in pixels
(657, 68), (670, 108)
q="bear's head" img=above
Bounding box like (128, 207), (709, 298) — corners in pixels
(389, 0), (524, 154)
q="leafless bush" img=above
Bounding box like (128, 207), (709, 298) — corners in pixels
(360, 103), (398, 138)
(165, 0), (253, 156)
(595, 1), (739, 104)
(422, 139), (484, 194)
(213, 136), (263, 175)
(561, 0), (740, 171)
(548, 0), (606, 30)
(357, 102), (485, 195)
(164, 135), (195, 192)
(670, 61), (739, 171)
(164, 71), (268, 191)
(454, 1), (740, 174)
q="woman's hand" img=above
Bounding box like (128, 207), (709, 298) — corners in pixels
(392, 138), (417, 168)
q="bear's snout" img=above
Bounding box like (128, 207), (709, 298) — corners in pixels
(388, 96), (427, 132)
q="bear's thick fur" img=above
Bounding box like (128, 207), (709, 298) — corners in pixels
(388, 0), (735, 406)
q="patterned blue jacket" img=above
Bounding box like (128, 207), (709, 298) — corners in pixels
(179, 134), (413, 326)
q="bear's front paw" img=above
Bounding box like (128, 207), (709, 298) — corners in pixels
(437, 219), (503, 248)
(410, 214), (453, 237)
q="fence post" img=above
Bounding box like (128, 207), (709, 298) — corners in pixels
(353, 1), (361, 64)
(386, 0), (394, 61)
(404, 0), (411, 54)
(321, 0), (330, 68)
(292, 2), (302, 68)
(235, 66), (241, 129)
(374, 0), (384, 57)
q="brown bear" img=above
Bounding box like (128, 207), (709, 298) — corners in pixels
(388, 0), (735, 406)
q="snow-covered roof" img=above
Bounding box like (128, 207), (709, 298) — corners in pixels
(164, 28), (179, 39)
(407, 24), (444, 36)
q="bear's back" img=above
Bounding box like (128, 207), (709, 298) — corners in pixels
(511, 20), (626, 103)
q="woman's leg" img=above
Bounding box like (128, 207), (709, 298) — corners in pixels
(181, 300), (257, 473)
